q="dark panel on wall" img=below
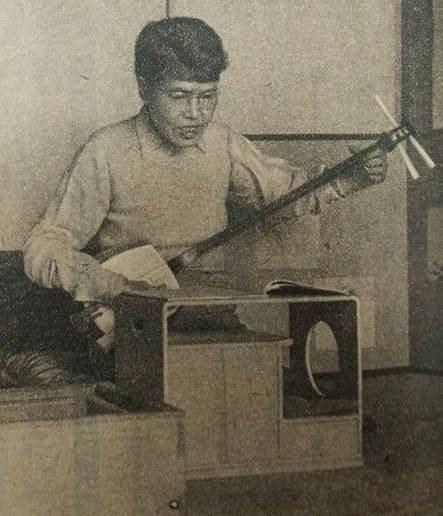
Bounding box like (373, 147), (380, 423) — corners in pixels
(402, 0), (441, 369)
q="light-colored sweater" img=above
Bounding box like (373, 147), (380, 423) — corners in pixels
(23, 108), (355, 302)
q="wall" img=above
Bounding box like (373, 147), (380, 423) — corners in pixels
(0, 0), (164, 248)
(169, 0), (399, 134)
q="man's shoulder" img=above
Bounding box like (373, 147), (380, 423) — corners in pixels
(87, 114), (139, 149)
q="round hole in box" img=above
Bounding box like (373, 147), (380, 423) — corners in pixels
(306, 321), (340, 397)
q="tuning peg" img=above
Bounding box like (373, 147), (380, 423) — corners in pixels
(373, 95), (419, 179)
(408, 134), (435, 169)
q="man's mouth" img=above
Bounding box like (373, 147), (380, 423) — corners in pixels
(177, 125), (204, 138)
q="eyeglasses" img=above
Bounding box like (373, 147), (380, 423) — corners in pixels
(162, 88), (219, 110)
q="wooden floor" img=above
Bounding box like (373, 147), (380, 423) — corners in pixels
(186, 373), (443, 515)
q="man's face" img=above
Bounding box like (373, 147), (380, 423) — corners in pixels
(144, 80), (219, 149)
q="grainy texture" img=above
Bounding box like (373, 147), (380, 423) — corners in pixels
(0, 388), (186, 515)
(0, 1), (408, 369)
(169, 0), (398, 134)
(140, 291), (362, 478)
(185, 373), (443, 515)
(0, 1), (439, 514)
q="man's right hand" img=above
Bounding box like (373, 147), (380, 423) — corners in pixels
(120, 279), (170, 298)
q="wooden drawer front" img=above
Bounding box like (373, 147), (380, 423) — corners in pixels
(167, 346), (225, 470)
(280, 418), (360, 462)
(167, 343), (282, 471)
(0, 412), (186, 516)
(224, 345), (280, 465)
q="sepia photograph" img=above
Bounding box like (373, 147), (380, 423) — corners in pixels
(0, 1), (441, 514)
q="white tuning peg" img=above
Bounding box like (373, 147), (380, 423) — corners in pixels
(373, 95), (436, 180)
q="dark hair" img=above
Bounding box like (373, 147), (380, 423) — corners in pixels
(135, 17), (228, 90)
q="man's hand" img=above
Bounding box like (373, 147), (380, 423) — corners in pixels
(349, 144), (388, 185)
(121, 279), (170, 298)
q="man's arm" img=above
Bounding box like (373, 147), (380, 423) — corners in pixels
(23, 136), (126, 303)
(227, 130), (386, 216)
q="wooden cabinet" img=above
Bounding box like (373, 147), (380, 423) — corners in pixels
(167, 341), (284, 477)
(223, 345), (280, 465)
(280, 417), (360, 462)
(167, 345), (225, 470)
(114, 287), (363, 479)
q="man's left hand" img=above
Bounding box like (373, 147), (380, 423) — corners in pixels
(349, 144), (388, 185)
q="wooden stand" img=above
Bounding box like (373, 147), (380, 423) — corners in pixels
(113, 286), (362, 479)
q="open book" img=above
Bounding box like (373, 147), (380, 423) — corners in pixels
(264, 279), (349, 297)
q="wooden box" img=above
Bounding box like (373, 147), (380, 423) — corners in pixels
(0, 385), (186, 515)
(113, 286), (362, 479)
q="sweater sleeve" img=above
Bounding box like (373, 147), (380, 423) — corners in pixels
(227, 129), (367, 219)
(23, 135), (126, 302)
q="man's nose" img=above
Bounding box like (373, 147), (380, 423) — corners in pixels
(184, 97), (200, 119)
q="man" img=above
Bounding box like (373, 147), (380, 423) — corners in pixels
(24, 17), (386, 307)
